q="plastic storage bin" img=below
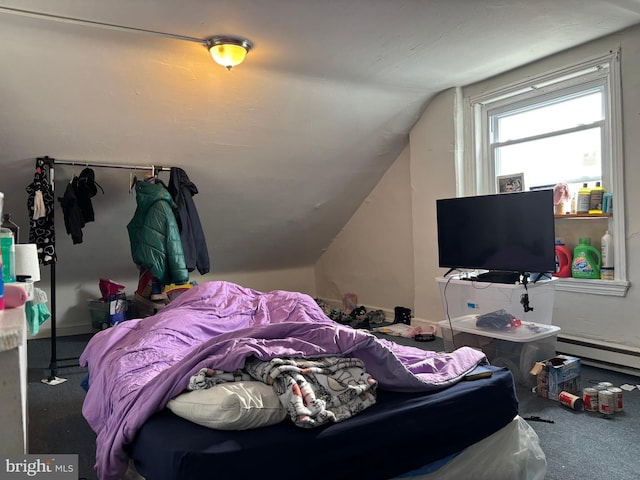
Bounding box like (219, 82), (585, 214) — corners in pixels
(88, 296), (129, 330)
(436, 276), (557, 324)
(439, 315), (560, 385)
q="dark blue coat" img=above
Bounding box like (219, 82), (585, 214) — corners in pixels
(168, 168), (210, 275)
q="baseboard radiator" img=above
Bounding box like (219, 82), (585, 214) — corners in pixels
(557, 334), (640, 377)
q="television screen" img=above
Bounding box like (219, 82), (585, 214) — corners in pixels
(436, 190), (556, 276)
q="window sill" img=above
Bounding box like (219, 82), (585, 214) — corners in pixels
(554, 213), (611, 219)
(554, 277), (629, 297)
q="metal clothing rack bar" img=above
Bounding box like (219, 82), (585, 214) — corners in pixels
(52, 159), (171, 175)
(39, 156), (171, 383)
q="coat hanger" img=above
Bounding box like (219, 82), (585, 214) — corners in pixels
(70, 163), (76, 184)
(129, 171), (137, 195)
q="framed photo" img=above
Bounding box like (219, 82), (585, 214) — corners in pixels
(497, 173), (525, 193)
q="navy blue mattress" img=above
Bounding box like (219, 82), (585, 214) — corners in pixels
(128, 366), (518, 480)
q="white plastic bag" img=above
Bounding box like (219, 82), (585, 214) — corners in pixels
(396, 416), (547, 480)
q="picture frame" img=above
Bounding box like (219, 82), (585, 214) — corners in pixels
(497, 173), (525, 193)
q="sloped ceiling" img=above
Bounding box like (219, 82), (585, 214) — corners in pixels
(2, 0), (639, 273)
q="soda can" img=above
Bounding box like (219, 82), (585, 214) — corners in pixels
(608, 387), (623, 412)
(582, 387), (599, 412)
(559, 391), (584, 411)
(598, 389), (615, 415)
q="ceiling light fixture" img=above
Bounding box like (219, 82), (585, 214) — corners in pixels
(206, 36), (253, 71)
(0, 7), (255, 71)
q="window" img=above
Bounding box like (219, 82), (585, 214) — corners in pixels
(461, 50), (628, 296)
(491, 89), (603, 195)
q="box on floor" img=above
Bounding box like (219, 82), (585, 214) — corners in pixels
(530, 354), (581, 400)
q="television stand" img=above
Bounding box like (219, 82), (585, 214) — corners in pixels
(474, 271), (522, 284)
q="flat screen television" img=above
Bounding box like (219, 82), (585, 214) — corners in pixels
(436, 189), (556, 282)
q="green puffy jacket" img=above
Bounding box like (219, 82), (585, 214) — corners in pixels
(127, 181), (188, 284)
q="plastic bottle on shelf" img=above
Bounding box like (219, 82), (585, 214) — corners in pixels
(601, 230), (614, 280)
(602, 192), (613, 214)
(589, 181), (605, 214)
(554, 240), (572, 278)
(571, 237), (601, 279)
(576, 183), (591, 214)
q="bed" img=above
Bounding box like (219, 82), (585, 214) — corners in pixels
(79, 281), (546, 480)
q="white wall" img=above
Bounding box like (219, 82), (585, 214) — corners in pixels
(461, 28), (640, 353)
(318, 27), (640, 358)
(16, 166), (318, 339)
(33, 264), (317, 338)
(315, 146), (414, 313)
(316, 89), (456, 326)
(409, 89), (458, 323)
(26, 26), (640, 356)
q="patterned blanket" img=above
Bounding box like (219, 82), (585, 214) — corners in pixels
(188, 356), (378, 428)
(245, 356), (377, 427)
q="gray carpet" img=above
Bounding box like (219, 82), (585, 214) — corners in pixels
(27, 333), (640, 480)
(27, 334), (96, 480)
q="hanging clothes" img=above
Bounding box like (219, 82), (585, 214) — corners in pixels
(58, 178), (86, 244)
(57, 169), (104, 244)
(26, 287), (51, 335)
(25, 158), (56, 264)
(168, 167), (210, 275)
(127, 180), (188, 285)
(75, 167), (104, 223)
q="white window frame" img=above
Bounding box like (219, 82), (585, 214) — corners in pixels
(459, 50), (628, 296)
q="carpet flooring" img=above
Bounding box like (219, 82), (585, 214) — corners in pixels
(27, 333), (640, 480)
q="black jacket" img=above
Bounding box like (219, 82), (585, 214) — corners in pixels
(58, 179), (85, 244)
(168, 167), (210, 275)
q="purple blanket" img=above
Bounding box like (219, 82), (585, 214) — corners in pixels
(80, 281), (486, 480)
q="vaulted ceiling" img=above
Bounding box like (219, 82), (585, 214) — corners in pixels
(2, 1), (639, 273)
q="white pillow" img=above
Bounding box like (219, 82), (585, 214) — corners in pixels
(167, 381), (287, 430)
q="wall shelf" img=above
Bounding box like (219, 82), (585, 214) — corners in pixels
(554, 213), (611, 219)
(554, 277), (629, 297)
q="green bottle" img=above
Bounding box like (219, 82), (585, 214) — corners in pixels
(0, 226), (15, 283)
(571, 237), (601, 279)
(0, 192), (15, 283)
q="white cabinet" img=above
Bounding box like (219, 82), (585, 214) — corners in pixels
(0, 306), (28, 454)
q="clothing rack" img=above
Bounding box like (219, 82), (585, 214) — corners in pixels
(38, 156), (171, 383)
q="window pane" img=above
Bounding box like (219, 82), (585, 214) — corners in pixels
(495, 127), (601, 190)
(494, 90), (603, 143)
